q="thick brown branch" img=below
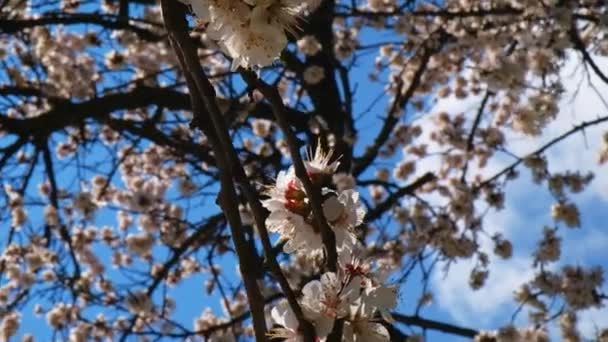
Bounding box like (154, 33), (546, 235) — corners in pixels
(0, 13), (163, 41)
(392, 312), (478, 338)
(0, 86), (191, 137)
(161, 1), (269, 340)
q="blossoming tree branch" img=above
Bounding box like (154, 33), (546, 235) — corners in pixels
(0, 0), (607, 341)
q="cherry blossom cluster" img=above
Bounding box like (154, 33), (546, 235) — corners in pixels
(181, 0), (322, 70)
(262, 147), (361, 254)
(262, 146), (398, 341)
(270, 261), (396, 341)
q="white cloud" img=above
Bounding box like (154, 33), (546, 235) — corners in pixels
(563, 223), (608, 262)
(431, 255), (533, 327)
(579, 307), (608, 338)
(425, 52), (608, 336)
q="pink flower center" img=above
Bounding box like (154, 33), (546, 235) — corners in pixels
(345, 263), (365, 277)
(320, 297), (339, 317)
(284, 180), (308, 216)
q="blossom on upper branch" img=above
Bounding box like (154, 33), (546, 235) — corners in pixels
(181, 0), (322, 70)
(305, 144), (340, 179)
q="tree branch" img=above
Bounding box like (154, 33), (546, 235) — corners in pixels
(461, 91), (492, 183)
(0, 13), (163, 41)
(161, 1), (269, 340)
(366, 172), (436, 222)
(353, 33), (445, 176)
(477, 114), (608, 190)
(393, 312), (478, 338)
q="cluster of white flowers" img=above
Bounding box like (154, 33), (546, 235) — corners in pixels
(5, 185), (27, 228)
(0, 312), (20, 340)
(550, 201), (581, 228)
(511, 92), (559, 136)
(262, 146), (363, 255)
(263, 146), (398, 341)
(297, 35), (322, 56)
(181, 0), (322, 70)
(474, 325), (550, 342)
(270, 247), (398, 341)
(29, 27), (99, 99)
(512, 264), (604, 333)
(303, 65), (326, 85)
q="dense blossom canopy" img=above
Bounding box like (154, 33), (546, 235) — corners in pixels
(0, 0), (608, 341)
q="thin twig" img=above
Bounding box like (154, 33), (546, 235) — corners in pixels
(477, 115), (608, 190)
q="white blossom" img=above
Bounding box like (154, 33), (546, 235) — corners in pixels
(182, 0), (322, 70)
(343, 319), (390, 342)
(301, 272), (360, 320)
(303, 65), (325, 85)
